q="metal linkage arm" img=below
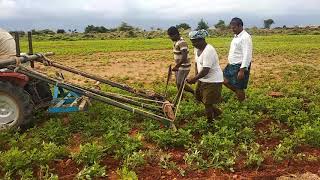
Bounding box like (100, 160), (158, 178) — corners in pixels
(34, 57), (165, 101)
(11, 66), (174, 127)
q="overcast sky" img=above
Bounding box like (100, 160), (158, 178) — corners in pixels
(0, 0), (319, 31)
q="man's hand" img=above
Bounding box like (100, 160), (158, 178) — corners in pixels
(237, 69), (245, 80)
(172, 65), (179, 71)
(187, 77), (197, 84)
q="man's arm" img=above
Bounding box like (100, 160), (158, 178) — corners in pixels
(240, 36), (252, 69)
(187, 67), (210, 84)
(238, 36), (253, 80)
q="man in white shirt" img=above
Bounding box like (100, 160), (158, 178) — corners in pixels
(0, 28), (16, 60)
(187, 30), (223, 122)
(223, 17), (253, 102)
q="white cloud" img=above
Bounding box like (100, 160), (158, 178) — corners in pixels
(0, 0), (17, 18)
(0, 0), (319, 29)
(2, 0), (319, 19)
(138, 0), (320, 17)
(82, 0), (128, 18)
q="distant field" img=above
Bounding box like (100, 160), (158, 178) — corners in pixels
(20, 35), (320, 56)
(1, 35), (320, 179)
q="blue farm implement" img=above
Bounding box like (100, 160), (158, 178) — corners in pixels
(0, 32), (181, 130)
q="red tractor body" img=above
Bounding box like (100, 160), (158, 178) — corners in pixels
(0, 72), (29, 87)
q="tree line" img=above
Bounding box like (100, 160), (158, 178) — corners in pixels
(17, 18), (319, 36)
(83, 18), (276, 33)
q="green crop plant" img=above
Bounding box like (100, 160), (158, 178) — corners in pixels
(72, 142), (104, 165)
(76, 163), (107, 180)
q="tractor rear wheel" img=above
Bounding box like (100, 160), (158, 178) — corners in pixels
(0, 81), (34, 130)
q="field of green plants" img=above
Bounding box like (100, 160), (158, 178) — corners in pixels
(1, 35), (320, 179)
(19, 35), (319, 56)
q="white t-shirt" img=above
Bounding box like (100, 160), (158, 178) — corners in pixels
(194, 44), (223, 83)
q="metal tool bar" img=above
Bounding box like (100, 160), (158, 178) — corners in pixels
(35, 57), (165, 101)
(0, 52), (54, 69)
(70, 84), (164, 113)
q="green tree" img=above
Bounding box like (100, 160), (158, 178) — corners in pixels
(84, 25), (95, 33)
(57, 29), (65, 34)
(118, 22), (134, 32)
(214, 20), (226, 29)
(39, 29), (55, 35)
(196, 18), (209, 30)
(98, 26), (108, 33)
(176, 23), (191, 30)
(31, 29), (39, 35)
(264, 19), (275, 29)
(84, 25), (109, 33)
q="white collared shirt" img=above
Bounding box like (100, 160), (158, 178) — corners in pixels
(194, 44), (224, 83)
(228, 30), (252, 69)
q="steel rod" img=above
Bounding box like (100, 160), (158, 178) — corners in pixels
(71, 84), (163, 113)
(35, 58), (164, 101)
(0, 52), (54, 69)
(27, 31), (34, 68)
(173, 75), (186, 107)
(102, 91), (165, 104)
(14, 32), (20, 57)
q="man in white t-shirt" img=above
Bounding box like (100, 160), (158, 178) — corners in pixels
(186, 29), (223, 122)
(0, 28), (16, 60)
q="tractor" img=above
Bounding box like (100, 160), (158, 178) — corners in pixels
(0, 32), (182, 130)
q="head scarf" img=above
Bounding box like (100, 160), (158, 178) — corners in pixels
(188, 29), (209, 39)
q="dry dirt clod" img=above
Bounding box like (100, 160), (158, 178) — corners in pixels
(269, 91), (284, 98)
(277, 172), (320, 180)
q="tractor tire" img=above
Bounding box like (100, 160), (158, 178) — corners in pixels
(25, 79), (52, 109)
(0, 81), (34, 130)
